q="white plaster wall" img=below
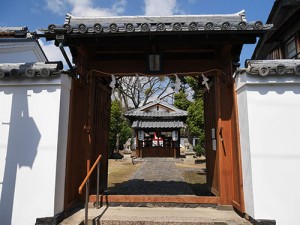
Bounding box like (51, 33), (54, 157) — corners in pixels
(0, 75), (71, 225)
(236, 84), (255, 217)
(236, 74), (300, 225)
(54, 75), (71, 215)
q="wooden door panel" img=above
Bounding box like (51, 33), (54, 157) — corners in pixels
(64, 79), (89, 209)
(204, 78), (219, 196)
(90, 77), (111, 193)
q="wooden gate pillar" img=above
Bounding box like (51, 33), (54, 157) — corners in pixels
(215, 45), (245, 211)
(64, 49), (112, 209)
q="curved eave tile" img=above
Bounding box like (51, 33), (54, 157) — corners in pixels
(132, 120), (185, 129)
(124, 112), (188, 117)
(237, 59), (300, 76)
(0, 62), (64, 79)
(42, 12), (272, 35)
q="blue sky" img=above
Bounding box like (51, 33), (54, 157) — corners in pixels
(1, 0), (275, 66)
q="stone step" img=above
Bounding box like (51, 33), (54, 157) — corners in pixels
(60, 206), (252, 225)
(89, 194), (220, 205)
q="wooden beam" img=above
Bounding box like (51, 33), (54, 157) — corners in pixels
(93, 49), (215, 55)
(87, 59), (219, 75)
(65, 32), (258, 48)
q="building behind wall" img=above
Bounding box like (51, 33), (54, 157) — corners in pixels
(0, 27), (47, 63)
(124, 100), (187, 158)
(252, 0), (300, 61)
(236, 1), (300, 224)
(0, 27), (71, 225)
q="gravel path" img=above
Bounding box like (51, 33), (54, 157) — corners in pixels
(108, 158), (195, 195)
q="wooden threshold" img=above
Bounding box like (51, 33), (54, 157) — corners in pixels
(89, 195), (220, 204)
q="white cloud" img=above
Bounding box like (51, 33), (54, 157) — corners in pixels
(144, 0), (177, 16)
(46, 0), (68, 15)
(38, 40), (73, 69)
(45, 0), (127, 16)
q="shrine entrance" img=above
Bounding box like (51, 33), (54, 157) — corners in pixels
(41, 11), (268, 214)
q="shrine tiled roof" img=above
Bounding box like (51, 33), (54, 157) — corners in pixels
(124, 100), (188, 118)
(132, 120), (185, 129)
(125, 111), (188, 118)
(42, 10), (272, 36)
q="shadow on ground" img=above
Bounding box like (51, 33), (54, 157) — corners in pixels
(106, 179), (212, 196)
(106, 157), (213, 196)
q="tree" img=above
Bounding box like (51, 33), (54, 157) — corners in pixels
(186, 97), (205, 156)
(109, 100), (131, 157)
(185, 76), (205, 156)
(173, 76), (205, 156)
(114, 76), (171, 110)
(109, 75), (174, 157)
(184, 76), (202, 99)
(174, 91), (191, 110)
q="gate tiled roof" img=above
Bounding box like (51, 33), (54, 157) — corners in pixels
(42, 10), (272, 36)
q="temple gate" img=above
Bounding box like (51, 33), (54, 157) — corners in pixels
(41, 11), (271, 212)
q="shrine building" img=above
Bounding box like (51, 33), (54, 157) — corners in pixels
(124, 100), (187, 158)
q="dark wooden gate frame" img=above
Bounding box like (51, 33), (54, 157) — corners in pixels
(64, 60), (245, 213)
(40, 17), (268, 213)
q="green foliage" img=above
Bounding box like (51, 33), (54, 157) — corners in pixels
(174, 91), (191, 110)
(144, 88), (151, 95)
(187, 98), (205, 155)
(187, 98), (204, 137)
(185, 76), (202, 99)
(173, 76), (206, 156)
(109, 100), (122, 153)
(193, 143), (206, 156)
(120, 121), (132, 147)
(109, 100), (132, 156)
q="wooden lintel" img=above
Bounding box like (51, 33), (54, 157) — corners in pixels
(65, 33), (258, 48)
(88, 59), (219, 75)
(93, 49), (215, 55)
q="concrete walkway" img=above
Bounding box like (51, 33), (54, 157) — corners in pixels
(108, 158), (195, 195)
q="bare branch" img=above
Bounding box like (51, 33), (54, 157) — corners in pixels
(116, 76), (172, 109)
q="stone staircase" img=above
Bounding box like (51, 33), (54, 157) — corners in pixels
(60, 205), (252, 225)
